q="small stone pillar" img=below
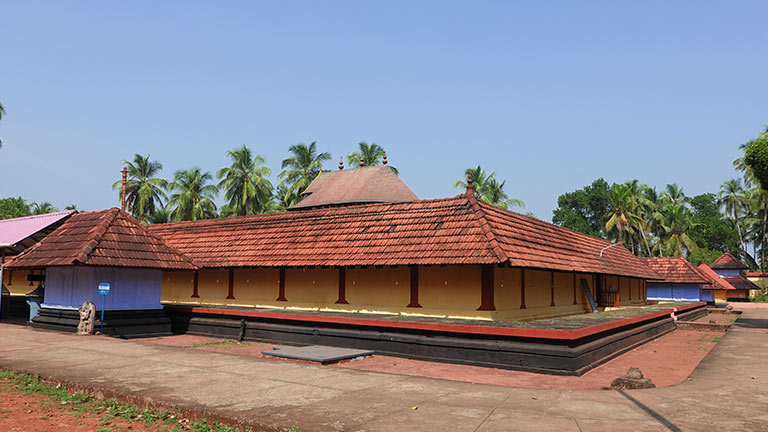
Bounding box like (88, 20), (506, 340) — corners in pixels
(77, 301), (96, 335)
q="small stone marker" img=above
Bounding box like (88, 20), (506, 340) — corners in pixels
(262, 345), (374, 364)
(77, 301), (96, 335)
(610, 367), (655, 390)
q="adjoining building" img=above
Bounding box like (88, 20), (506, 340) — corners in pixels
(706, 253), (759, 301)
(5, 208), (196, 335)
(744, 272), (768, 298)
(697, 263), (737, 305)
(1, 210), (76, 321)
(642, 257), (711, 302)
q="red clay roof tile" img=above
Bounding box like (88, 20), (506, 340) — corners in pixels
(7, 209), (196, 270)
(641, 257), (710, 284)
(709, 252), (748, 270)
(148, 194), (660, 279)
(697, 264), (737, 290)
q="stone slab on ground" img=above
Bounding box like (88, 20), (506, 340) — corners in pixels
(0, 303), (765, 431)
(262, 345), (374, 364)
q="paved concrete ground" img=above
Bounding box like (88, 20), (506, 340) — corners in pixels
(1, 305), (767, 432)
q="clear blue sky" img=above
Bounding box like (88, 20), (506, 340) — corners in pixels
(1, 1), (766, 220)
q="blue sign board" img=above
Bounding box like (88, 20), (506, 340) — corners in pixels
(97, 283), (110, 296)
(97, 283), (110, 334)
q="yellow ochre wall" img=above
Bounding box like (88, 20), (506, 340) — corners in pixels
(161, 271), (195, 303)
(1, 269), (41, 296)
(346, 266), (410, 314)
(160, 265), (648, 321)
(418, 265), (481, 318)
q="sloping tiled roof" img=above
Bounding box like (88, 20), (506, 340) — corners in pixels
(641, 257), (710, 284)
(6, 208), (196, 270)
(289, 165), (419, 210)
(697, 264), (737, 290)
(0, 210), (76, 255)
(709, 252), (747, 270)
(722, 276), (760, 291)
(149, 192), (660, 279)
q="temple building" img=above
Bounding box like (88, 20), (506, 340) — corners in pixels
(5, 208), (196, 335)
(705, 253), (759, 301)
(149, 170), (658, 321)
(643, 257), (710, 302)
(5, 168), (685, 373)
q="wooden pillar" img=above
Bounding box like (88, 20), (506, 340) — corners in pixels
(572, 272), (577, 305)
(477, 264), (495, 311)
(191, 271), (199, 298)
(407, 265), (421, 308)
(29, 269), (34, 286)
(520, 268), (527, 309)
(6, 269), (12, 286)
(276, 267), (287, 301)
(550, 271), (555, 307)
(335, 267), (349, 304)
(226, 268), (235, 299)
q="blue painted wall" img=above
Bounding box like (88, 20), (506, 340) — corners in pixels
(714, 269), (741, 277)
(43, 267), (162, 310)
(701, 290), (715, 302)
(647, 283), (702, 301)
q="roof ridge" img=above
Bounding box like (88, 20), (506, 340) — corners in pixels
(465, 194), (509, 264)
(151, 195), (469, 231)
(74, 208), (120, 264)
(121, 211), (200, 269)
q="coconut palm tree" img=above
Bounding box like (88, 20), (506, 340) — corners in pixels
(146, 208), (171, 224)
(30, 202), (58, 215)
(347, 141), (386, 167)
(217, 145), (273, 216)
(454, 166), (524, 209)
(167, 168), (218, 221)
(654, 204), (699, 257)
(660, 183), (688, 207)
(718, 178), (748, 254)
(742, 187), (768, 271)
(482, 178), (525, 210)
(278, 142), (330, 204)
(113, 154), (168, 222)
(605, 182), (642, 248)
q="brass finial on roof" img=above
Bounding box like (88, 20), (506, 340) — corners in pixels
(338, 157), (344, 170)
(465, 173), (474, 197)
(382, 153), (388, 165)
(359, 156), (365, 167)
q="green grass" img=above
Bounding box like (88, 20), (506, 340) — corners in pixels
(182, 339), (250, 349)
(0, 369), (288, 432)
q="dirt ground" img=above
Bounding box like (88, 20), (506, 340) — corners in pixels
(140, 326), (724, 390)
(0, 381), (161, 432)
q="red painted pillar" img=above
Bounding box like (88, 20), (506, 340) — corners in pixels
(276, 268), (287, 301)
(407, 265), (421, 308)
(335, 267), (349, 304)
(191, 271), (199, 298)
(477, 265), (495, 311)
(226, 268), (235, 299)
(520, 268), (527, 309)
